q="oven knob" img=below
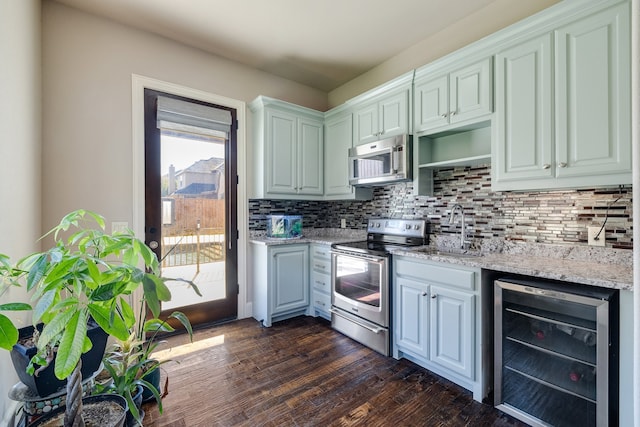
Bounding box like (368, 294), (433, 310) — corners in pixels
(414, 224), (421, 230)
(375, 223), (381, 228)
(405, 224), (411, 230)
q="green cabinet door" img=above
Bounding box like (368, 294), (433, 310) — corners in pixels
(379, 90), (409, 139)
(353, 89), (409, 145)
(353, 101), (379, 145)
(271, 244), (310, 315)
(414, 58), (492, 134)
(266, 108), (298, 195)
(414, 75), (449, 132)
(449, 59), (493, 125)
(493, 2), (631, 191)
(324, 111), (353, 197)
(429, 285), (475, 380)
(493, 34), (553, 185)
(554, 2), (631, 179)
(395, 277), (430, 357)
(297, 116), (324, 195)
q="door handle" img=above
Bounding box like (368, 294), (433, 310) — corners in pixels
(149, 240), (159, 249)
(329, 308), (384, 334)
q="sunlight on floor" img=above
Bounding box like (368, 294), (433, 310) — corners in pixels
(152, 334), (225, 361)
(161, 261), (226, 310)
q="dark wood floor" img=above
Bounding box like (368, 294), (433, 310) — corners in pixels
(142, 316), (526, 427)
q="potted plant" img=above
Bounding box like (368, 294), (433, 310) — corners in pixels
(100, 333), (155, 427)
(98, 311), (194, 426)
(0, 209), (200, 426)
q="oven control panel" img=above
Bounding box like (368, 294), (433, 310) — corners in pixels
(367, 218), (427, 238)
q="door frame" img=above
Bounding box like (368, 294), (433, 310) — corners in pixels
(131, 74), (250, 319)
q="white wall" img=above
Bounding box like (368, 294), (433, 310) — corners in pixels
(0, 1), (42, 424)
(41, 0), (328, 232)
(328, 0), (560, 107)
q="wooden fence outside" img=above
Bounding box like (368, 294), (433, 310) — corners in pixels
(162, 198), (226, 267)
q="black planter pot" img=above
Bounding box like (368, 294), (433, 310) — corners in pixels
(27, 394), (127, 427)
(11, 321), (109, 397)
(141, 361), (161, 403)
(126, 385), (145, 427)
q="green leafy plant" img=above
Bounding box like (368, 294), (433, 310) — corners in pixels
(0, 261), (32, 350)
(0, 209), (201, 426)
(99, 311), (194, 426)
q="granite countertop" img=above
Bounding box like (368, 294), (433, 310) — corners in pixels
(249, 228), (366, 246)
(393, 239), (633, 291)
(249, 230), (632, 291)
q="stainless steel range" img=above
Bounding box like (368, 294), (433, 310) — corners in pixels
(330, 218), (428, 355)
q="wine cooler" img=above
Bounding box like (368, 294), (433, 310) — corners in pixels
(494, 278), (618, 427)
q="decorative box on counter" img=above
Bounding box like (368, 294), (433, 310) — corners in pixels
(266, 215), (303, 239)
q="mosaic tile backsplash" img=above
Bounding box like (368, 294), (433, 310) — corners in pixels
(249, 164), (633, 249)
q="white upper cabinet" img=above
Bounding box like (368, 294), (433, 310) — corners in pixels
(554, 3), (631, 181)
(323, 108), (373, 200)
(414, 58), (492, 135)
(296, 117), (324, 195)
(323, 110), (353, 197)
(353, 89), (410, 145)
(493, 1), (631, 191)
(493, 34), (554, 184)
(249, 97), (324, 199)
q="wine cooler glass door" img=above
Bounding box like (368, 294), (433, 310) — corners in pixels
(494, 279), (612, 427)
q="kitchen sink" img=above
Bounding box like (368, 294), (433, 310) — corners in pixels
(411, 247), (482, 258)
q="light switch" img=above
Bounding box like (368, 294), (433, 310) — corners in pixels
(111, 222), (129, 234)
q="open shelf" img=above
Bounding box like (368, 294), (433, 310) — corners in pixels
(413, 124), (491, 196)
(419, 154), (491, 169)
(417, 125), (491, 167)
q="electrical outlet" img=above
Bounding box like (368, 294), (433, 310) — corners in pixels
(340, 218), (346, 229)
(588, 226), (605, 247)
(112, 221), (129, 234)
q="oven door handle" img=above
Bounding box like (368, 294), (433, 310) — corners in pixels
(329, 308), (384, 334)
(330, 250), (387, 263)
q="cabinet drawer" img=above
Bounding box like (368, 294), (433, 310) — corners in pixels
(311, 245), (331, 259)
(395, 258), (475, 291)
(311, 270), (331, 292)
(313, 289), (331, 312)
(312, 258), (331, 274)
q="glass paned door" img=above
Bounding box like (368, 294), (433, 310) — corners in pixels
(144, 89), (237, 327)
(160, 134), (226, 310)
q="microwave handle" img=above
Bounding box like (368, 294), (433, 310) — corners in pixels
(392, 146), (402, 172)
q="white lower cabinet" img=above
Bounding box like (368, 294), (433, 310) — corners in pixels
(310, 244), (332, 320)
(250, 243), (310, 327)
(429, 285), (474, 380)
(395, 277), (429, 356)
(393, 256), (486, 401)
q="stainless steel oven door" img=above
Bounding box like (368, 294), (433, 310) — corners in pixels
(331, 250), (389, 327)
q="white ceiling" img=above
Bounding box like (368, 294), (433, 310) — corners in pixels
(54, 0), (505, 92)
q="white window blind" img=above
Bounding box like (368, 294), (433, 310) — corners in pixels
(157, 96), (232, 138)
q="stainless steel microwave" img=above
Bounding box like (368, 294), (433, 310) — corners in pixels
(348, 134), (411, 186)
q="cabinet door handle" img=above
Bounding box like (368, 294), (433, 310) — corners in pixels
(421, 292), (428, 296)
(431, 294), (437, 299)
(441, 113), (448, 118)
(449, 111), (457, 116)
(542, 163), (551, 169)
(315, 280), (325, 287)
(558, 162), (567, 168)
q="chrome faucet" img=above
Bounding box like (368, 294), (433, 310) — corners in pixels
(448, 204), (470, 249)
